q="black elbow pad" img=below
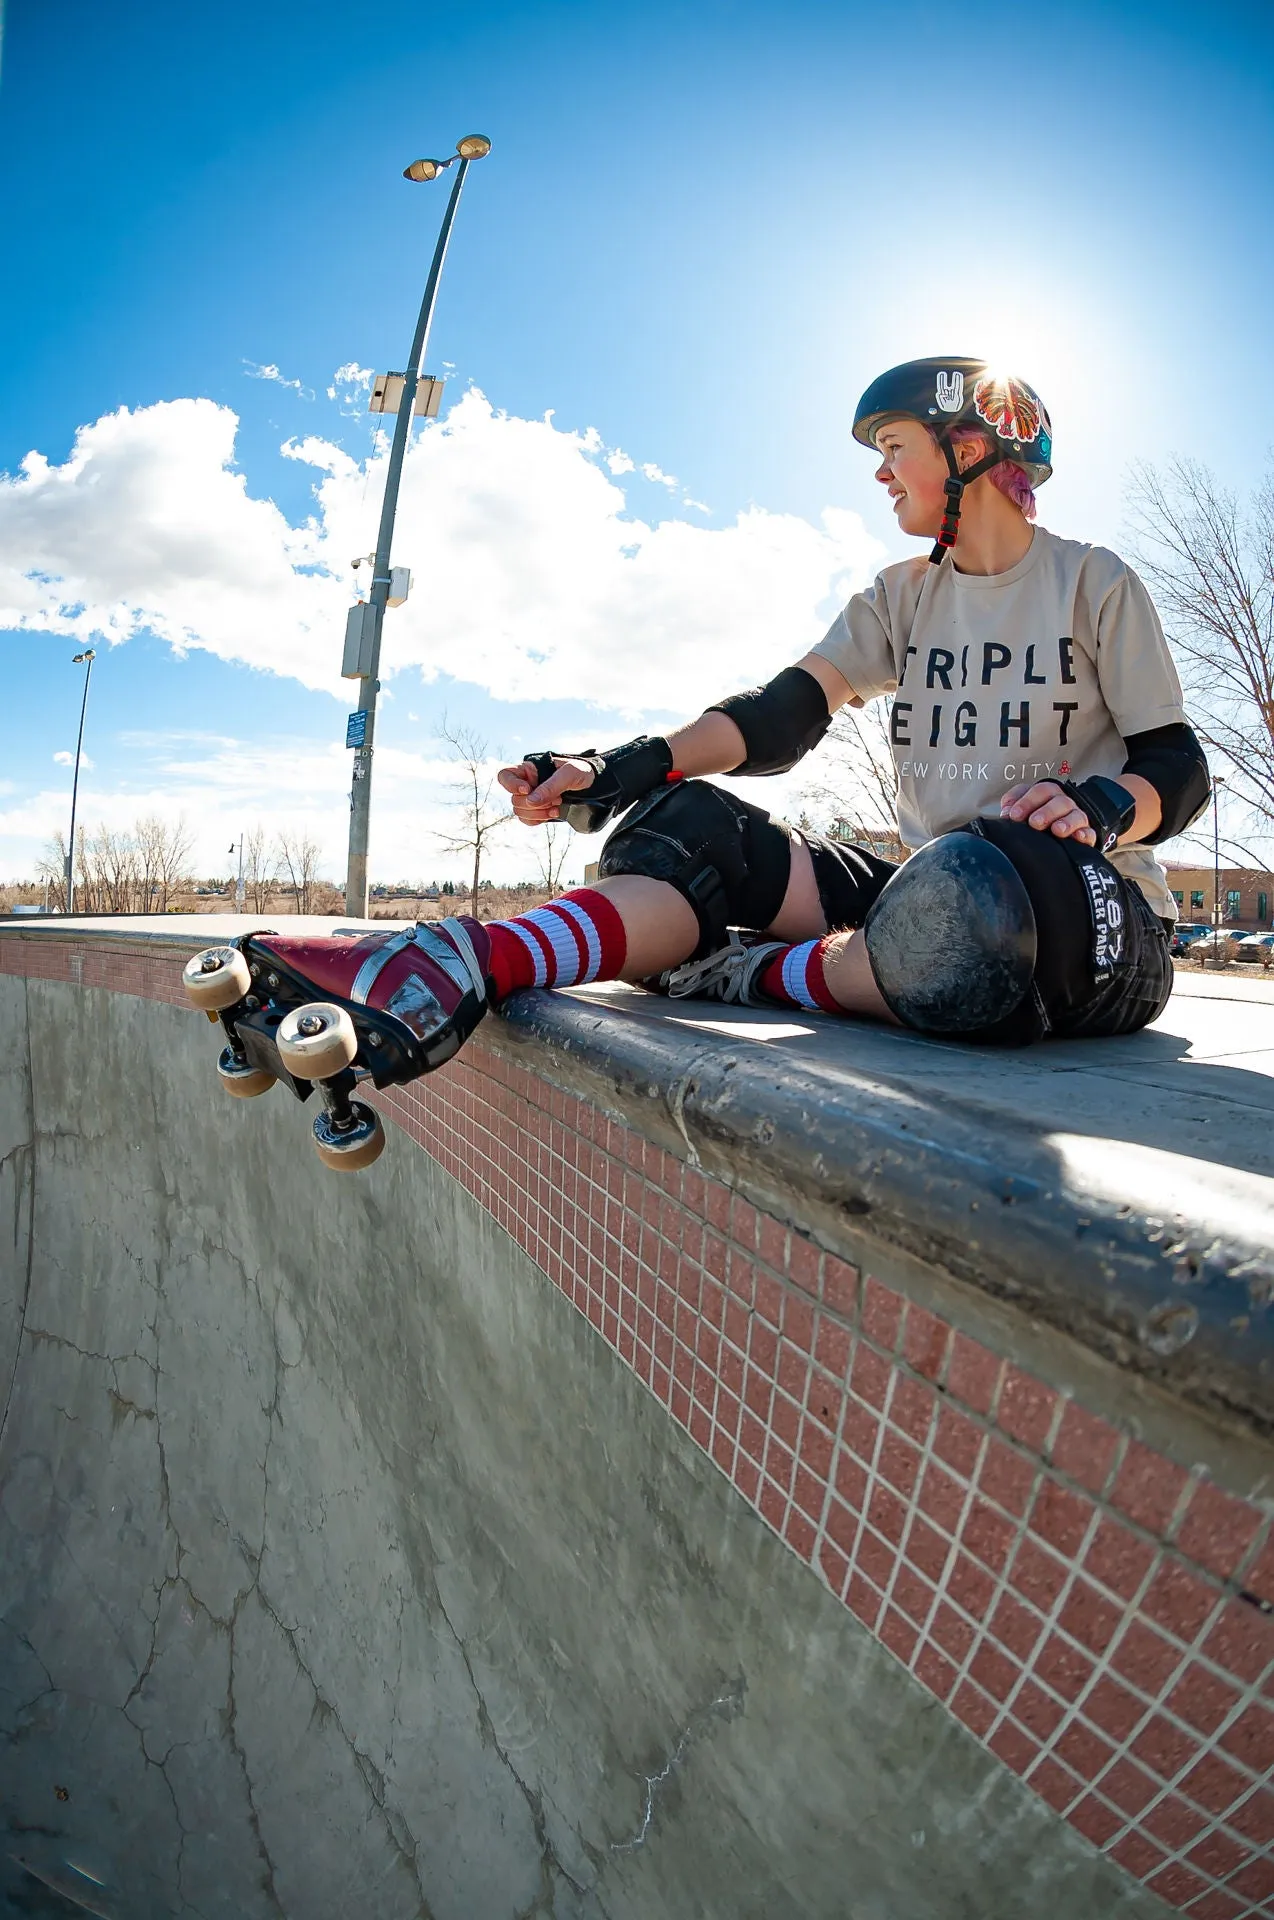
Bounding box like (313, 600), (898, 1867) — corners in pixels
(708, 665), (831, 775)
(1122, 723), (1211, 843)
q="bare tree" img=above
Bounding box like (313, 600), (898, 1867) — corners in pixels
(275, 830), (323, 914)
(243, 824), (273, 913)
(36, 833), (69, 912)
(84, 824), (137, 913)
(1127, 459), (1274, 838)
(434, 719), (509, 916)
(800, 698), (900, 844)
(135, 813), (192, 912)
(532, 819), (572, 896)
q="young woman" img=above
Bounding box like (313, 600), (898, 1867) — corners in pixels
(425, 355), (1208, 1050)
(193, 357), (1211, 1109)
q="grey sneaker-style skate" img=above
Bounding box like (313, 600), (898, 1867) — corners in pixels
(654, 932), (785, 1005)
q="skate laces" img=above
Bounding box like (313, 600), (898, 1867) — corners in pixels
(661, 932), (785, 1005)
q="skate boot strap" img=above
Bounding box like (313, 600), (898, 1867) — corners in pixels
(414, 918), (491, 1004)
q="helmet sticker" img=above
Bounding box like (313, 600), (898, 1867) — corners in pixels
(973, 374), (1043, 445)
(935, 370), (964, 412)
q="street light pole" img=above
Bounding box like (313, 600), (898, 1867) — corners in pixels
(229, 836), (246, 913)
(1211, 773), (1226, 968)
(66, 648), (96, 914)
(345, 134), (491, 917)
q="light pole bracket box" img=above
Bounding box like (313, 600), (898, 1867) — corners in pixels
(369, 373), (444, 418)
(343, 602), (377, 679)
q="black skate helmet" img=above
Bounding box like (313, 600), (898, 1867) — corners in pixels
(853, 357), (1052, 564)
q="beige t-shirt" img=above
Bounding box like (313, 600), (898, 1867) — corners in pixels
(813, 525), (1186, 918)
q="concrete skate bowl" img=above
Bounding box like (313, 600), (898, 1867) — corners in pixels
(1, 918), (1273, 1920)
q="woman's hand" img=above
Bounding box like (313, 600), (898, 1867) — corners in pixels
(1000, 780), (1097, 846)
(497, 755), (595, 826)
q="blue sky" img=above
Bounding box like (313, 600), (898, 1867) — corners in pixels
(2, 0), (1272, 886)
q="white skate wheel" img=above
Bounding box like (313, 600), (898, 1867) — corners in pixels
(184, 946), (251, 1012)
(276, 1002), (358, 1080)
(313, 1101), (385, 1172)
(217, 1052), (275, 1098)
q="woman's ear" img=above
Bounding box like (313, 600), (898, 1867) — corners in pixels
(955, 432), (993, 474)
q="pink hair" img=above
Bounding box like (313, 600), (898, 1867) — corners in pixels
(940, 424), (1037, 522)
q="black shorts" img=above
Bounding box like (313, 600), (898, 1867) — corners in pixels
(788, 821), (1172, 1046)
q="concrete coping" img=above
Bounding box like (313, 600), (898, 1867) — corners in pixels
(6, 914), (1273, 1437)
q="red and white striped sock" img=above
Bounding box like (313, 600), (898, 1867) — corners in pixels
(475, 888), (628, 1003)
(757, 937), (842, 1013)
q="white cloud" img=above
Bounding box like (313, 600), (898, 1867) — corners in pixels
(327, 362), (374, 408)
(0, 731), (590, 890)
(0, 721), (857, 890)
(640, 461), (678, 491)
(244, 360), (313, 398)
(52, 749), (92, 769)
(0, 388), (882, 721)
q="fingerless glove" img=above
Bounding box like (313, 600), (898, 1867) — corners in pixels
(523, 735), (675, 834)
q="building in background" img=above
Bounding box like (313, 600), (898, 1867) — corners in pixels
(1163, 865), (1274, 930)
(828, 820), (907, 863)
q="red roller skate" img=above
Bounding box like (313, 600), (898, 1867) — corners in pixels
(182, 919), (491, 1172)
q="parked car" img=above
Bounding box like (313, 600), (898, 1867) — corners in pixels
(1234, 932), (1274, 964)
(1170, 923), (1212, 956)
(1187, 931), (1242, 964)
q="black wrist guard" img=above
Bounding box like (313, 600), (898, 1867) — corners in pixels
(523, 735), (674, 834)
(708, 665), (831, 775)
(1058, 776), (1137, 854)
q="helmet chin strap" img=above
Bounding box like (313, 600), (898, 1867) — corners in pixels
(928, 429), (1002, 564)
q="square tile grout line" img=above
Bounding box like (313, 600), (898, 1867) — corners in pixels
(785, 1292), (861, 1571)
(892, 1318), (1006, 1688)
(904, 1331), (1038, 1717)
(773, 1267), (866, 1581)
(1073, 1574), (1273, 1888)
(857, 1332), (948, 1641)
(1032, 1523), (1267, 1831)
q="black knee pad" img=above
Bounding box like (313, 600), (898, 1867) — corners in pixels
(863, 829), (1037, 1035)
(598, 780), (790, 954)
(972, 817), (1154, 1038)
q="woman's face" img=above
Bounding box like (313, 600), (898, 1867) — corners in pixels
(872, 418), (951, 537)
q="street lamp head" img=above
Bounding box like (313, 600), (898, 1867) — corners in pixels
(72, 648), (96, 664)
(403, 157), (447, 182)
(455, 134), (491, 159)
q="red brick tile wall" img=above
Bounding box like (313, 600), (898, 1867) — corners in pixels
(7, 936), (1274, 1918)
